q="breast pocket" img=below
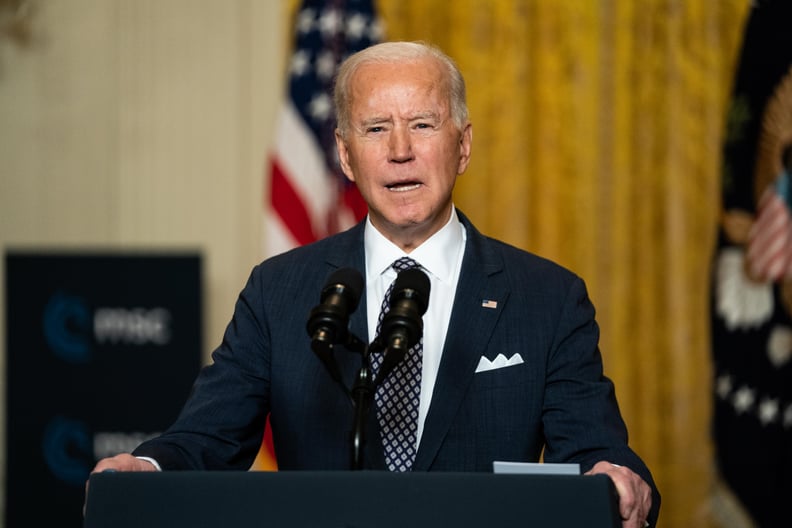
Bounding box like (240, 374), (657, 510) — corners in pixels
(472, 359), (531, 390)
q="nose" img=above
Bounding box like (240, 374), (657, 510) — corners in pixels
(388, 126), (414, 163)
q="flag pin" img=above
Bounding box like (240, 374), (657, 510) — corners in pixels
(481, 299), (498, 309)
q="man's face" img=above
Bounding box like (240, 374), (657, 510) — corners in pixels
(335, 57), (472, 249)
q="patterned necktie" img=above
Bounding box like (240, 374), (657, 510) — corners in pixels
(370, 257), (423, 472)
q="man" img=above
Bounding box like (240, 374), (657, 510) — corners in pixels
(91, 41), (659, 527)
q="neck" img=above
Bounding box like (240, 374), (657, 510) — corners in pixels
(372, 208), (455, 253)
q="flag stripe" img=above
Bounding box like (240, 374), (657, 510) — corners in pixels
(747, 185), (792, 281)
(272, 102), (335, 223)
(270, 157), (318, 246)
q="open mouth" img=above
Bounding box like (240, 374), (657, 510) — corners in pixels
(386, 182), (422, 192)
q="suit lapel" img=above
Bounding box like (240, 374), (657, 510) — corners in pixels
(413, 214), (509, 470)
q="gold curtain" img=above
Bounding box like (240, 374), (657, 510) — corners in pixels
(377, 1), (750, 526)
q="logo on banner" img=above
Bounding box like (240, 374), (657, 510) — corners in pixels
(41, 416), (92, 486)
(43, 292), (92, 363)
(43, 291), (173, 363)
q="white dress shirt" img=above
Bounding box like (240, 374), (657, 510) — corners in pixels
(363, 207), (467, 447)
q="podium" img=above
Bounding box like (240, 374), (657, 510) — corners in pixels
(84, 471), (621, 528)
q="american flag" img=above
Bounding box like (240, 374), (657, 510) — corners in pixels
(265, 0), (383, 256)
(255, 0), (383, 471)
(746, 172), (792, 281)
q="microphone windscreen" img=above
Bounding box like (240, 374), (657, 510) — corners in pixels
(392, 268), (430, 314)
(322, 268), (364, 309)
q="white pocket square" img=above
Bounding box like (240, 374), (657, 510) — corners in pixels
(475, 353), (524, 373)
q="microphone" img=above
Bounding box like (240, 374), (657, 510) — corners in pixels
(376, 267), (430, 382)
(307, 267), (364, 349)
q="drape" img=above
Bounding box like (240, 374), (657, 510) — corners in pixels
(377, 1), (751, 526)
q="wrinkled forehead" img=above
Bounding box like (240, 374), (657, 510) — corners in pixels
(347, 58), (451, 112)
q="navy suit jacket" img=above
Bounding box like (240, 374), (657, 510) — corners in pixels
(135, 211), (660, 522)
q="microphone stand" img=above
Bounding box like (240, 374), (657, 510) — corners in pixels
(349, 337), (411, 470)
(311, 328), (380, 470)
(312, 331), (417, 469)
(350, 352), (374, 470)
(342, 334), (375, 471)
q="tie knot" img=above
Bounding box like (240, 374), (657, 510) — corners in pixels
(392, 257), (419, 272)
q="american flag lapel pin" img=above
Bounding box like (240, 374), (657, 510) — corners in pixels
(481, 299), (498, 309)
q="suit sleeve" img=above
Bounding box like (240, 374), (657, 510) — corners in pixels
(541, 276), (661, 523)
(133, 264), (271, 470)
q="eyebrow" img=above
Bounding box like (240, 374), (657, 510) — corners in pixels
(410, 112), (440, 121)
(360, 117), (392, 127)
(359, 112), (440, 127)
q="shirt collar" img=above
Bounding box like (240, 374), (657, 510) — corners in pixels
(364, 207), (465, 284)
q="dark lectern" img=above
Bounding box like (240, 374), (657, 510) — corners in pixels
(84, 471), (620, 528)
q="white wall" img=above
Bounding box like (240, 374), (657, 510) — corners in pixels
(0, 0), (286, 519)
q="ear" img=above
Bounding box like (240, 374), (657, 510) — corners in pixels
(457, 123), (473, 175)
(335, 129), (355, 182)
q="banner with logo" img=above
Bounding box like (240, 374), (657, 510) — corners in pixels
(4, 252), (202, 527)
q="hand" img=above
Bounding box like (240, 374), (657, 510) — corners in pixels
(90, 453), (157, 474)
(84, 454), (158, 516)
(585, 460), (652, 528)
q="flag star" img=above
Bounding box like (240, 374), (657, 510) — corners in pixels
(290, 50), (311, 77)
(368, 18), (385, 41)
(315, 50), (337, 80)
(715, 374), (733, 400)
(758, 397), (779, 425)
(732, 385), (755, 414)
(296, 8), (315, 34)
(308, 92), (333, 121)
(346, 13), (369, 41)
(319, 8), (343, 37)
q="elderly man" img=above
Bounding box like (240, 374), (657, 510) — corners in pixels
(91, 41), (659, 527)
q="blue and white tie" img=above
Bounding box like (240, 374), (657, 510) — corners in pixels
(370, 257), (422, 472)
